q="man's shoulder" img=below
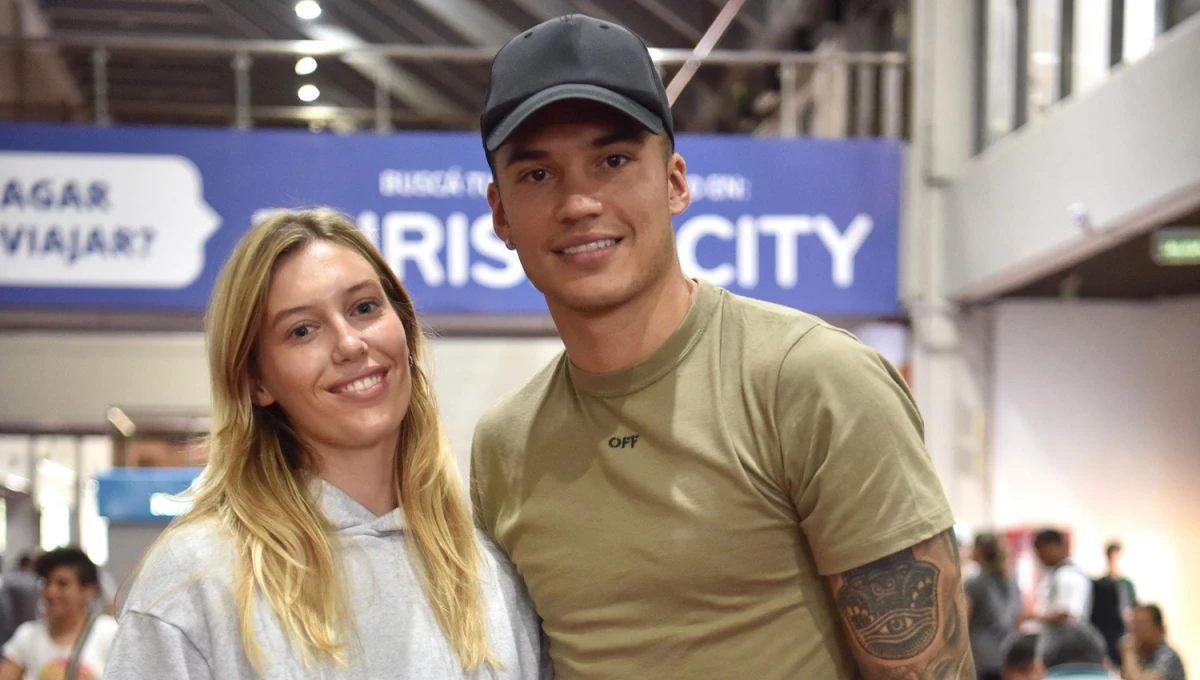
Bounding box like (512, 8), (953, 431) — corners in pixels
(90, 614), (120, 641)
(716, 288), (827, 346)
(1153, 643), (1185, 665)
(5, 619), (46, 649)
(714, 288), (871, 377)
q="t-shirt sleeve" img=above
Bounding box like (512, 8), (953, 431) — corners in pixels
(103, 611), (212, 680)
(481, 537), (554, 680)
(1, 623), (40, 671)
(1, 621), (35, 668)
(89, 616), (120, 669)
(775, 325), (955, 575)
(470, 419), (497, 537)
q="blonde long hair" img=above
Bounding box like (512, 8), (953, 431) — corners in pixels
(166, 208), (494, 672)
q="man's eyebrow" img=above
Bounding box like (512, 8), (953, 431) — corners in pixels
(503, 147), (547, 169)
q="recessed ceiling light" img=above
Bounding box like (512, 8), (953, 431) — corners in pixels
(295, 1), (322, 20)
(298, 84), (320, 102)
(295, 56), (317, 75)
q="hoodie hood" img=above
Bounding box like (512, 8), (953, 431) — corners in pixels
(310, 478), (406, 537)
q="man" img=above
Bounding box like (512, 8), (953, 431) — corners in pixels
(1032, 530), (1093, 629)
(1121, 605), (1187, 680)
(1002, 634), (1046, 680)
(470, 13), (971, 679)
(1040, 622), (1112, 678)
(0, 553), (39, 645)
(1090, 541), (1136, 665)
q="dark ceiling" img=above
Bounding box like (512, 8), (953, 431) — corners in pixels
(1008, 207), (1200, 300)
(14, 0), (906, 132)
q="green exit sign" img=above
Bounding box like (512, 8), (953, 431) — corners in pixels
(1153, 228), (1200, 266)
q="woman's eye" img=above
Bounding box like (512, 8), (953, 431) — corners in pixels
(355, 301), (379, 315)
(291, 325), (312, 339)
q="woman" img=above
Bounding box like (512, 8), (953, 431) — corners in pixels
(104, 209), (549, 679)
(965, 532), (1022, 680)
(0, 547), (119, 680)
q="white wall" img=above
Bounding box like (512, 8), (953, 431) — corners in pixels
(991, 297), (1200, 663)
(0, 332), (564, 481)
(944, 14), (1200, 300)
(0, 320), (906, 482)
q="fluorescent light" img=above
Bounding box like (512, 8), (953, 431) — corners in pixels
(295, 0), (321, 20)
(298, 84), (320, 102)
(106, 407), (136, 436)
(295, 56), (317, 75)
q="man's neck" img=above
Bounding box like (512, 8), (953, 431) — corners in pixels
(552, 273), (696, 375)
(48, 612), (87, 641)
(309, 436), (400, 517)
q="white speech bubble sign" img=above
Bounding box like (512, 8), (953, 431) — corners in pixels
(0, 151), (222, 288)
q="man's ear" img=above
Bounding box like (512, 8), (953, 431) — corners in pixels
(666, 152), (691, 216)
(487, 182), (512, 246)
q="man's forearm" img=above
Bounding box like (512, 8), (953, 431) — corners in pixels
(828, 528), (975, 679)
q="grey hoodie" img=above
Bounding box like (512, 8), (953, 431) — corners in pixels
(102, 481), (551, 679)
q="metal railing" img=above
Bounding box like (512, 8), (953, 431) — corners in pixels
(1, 34), (908, 139)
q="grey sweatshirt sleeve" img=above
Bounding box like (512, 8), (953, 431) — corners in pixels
(479, 534), (554, 679)
(103, 611), (212, 680)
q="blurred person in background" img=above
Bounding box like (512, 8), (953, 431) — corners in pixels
(103, 210), (548, 679)
(967, 532), (1023, 680)
(0, 554), (39, 646)
(1032, 530), (1093, 636)
(0, 547), (118, 680)
(1040, 621), (1112, 679)
(1121, 604), (1186, 680)
(89, 568), (116, 618)
(1002, 634), (1046, 680)
(1092, 541), (1137, 665)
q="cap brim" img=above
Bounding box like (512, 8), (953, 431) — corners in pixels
(485, 83), (665, 152)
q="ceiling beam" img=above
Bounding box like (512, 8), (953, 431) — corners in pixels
(4, 0), (85, 107)
(689, 0), (814, 131)
(629, 0), (703, 42)
(410, 0), (518, 46)
(43, 7), (214, 26)
(204, 0), (465, 117)
(304, 23), (463, 116)
(204, 0), (273, 39)
(334, 0), (483, 107)
(507, 0), (574, 21)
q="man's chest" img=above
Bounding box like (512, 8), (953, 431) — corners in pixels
(490, 401), (806, 630)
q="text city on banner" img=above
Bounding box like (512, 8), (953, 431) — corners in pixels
(0, 123), (902, 316)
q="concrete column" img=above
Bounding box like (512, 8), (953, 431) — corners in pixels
(904, 0), (993, 528)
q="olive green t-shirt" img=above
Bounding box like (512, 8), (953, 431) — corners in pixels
(471, 280), (954, 680)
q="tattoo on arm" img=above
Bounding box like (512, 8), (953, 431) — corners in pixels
(829, 529), (975, 679)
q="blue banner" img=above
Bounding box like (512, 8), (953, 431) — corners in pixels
(0, 123), (901, 316)
(95, 467), (201, 523)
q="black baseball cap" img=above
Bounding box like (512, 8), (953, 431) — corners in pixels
(481, 14), (674, 152)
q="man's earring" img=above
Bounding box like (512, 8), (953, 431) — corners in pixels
(505, 238), (516, 251)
